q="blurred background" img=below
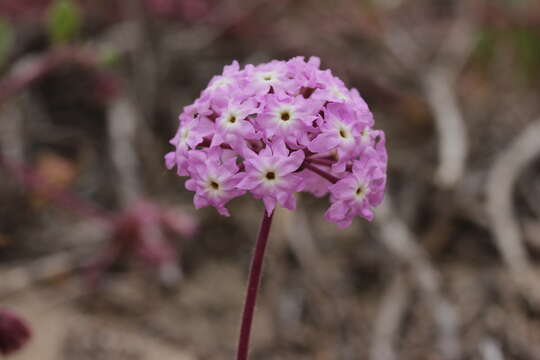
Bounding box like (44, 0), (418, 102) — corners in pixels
(1, 0), (540, 359)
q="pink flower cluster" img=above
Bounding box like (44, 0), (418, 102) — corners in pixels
(166, 57), (387, 227)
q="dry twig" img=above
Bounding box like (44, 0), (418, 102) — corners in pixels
(107, 96), (183, 287)
(375, 196), (461, 359)
(479, 338), (505, 360)
(486, 118), (540, 303)
(370, 272), (410, 360)
(379, 2), (478, 188)
(421, 70), (469, 188)
(278, 208), (346, 329)
(420, 2), (478, 188)
(108, 97), (142, 206)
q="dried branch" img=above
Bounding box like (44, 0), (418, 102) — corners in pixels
(421, 69), (468, 188)
(421, 2), (478, 188)
(107, 96), (142, 206)
(278, 207), (345, 330)
(432, 1), (480, 82)
(379, 2), (479, 188)
(479, 338), (505, 360)
(375, 196), (461, 359)
(486, 118), (540, 302)
(107, 95), (184, 287)
(370, 272), (410, 360)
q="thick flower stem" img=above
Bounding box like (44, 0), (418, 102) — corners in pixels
(236, 210), (274, 360)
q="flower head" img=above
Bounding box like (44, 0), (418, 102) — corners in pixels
(166, 57), (387, 226)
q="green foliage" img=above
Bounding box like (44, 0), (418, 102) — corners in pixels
(473, 26), (540, 84)
(474, 29), (497, 64)
(0, 20), (14, 68)
(47, 0), (82, 45)
(99, 48), (122, 69)
(511, 28), (540, 80)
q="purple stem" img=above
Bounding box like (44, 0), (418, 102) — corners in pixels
(306, 157), (334, 167)
(236, 210), (274, 360)
(304, 162), (339, 184)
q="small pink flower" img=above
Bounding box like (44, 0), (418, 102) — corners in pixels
(256, 93), (319, 147)
(166, 107), (214, 176)
(203, 61), (244, 97)
(286, 56), (323, 90)
(244, 60), (293, 97)
(325, 150), (386, 228)
(309, 103), (368, 152)
(186, 148), (245, 216)
(311, 70), (352, 103)
(237, 140), (304, 215)
(211, 97), (260, 151)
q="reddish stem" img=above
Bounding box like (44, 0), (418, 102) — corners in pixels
(306, 157), (334, 166)
(236, 210), (274, 360)
(304, 162), (339, 184)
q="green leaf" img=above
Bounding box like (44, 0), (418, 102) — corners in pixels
(47, 0), (82, 45)
(0, 20), (14, 68)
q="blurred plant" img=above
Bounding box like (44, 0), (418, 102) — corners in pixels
(166, 57), (387, 359)
(0, 38), (196, 288)
(511, 27), (540, 81)
(0, 20), (14, 69)
(0, 153), (197, 288)
(46, 0), (81, 45)
(85, 200), (197, 288)
(0, 310), (32, 355)
(144, 0), (210, 21)
(0, 47), (119, 106)
(474, 26), (540, 83)
(0, 0), (52, 20)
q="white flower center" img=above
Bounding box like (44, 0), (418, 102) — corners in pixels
(335, 123), (354, 145)
(361, 128), (371, 143)
(221, 110), (241, 130)
(261, 168), (280, 185)
(354, 184), (369, 201)
(257, 71), (278, 85)
(330, 87), (348, 101)
(273, 106), (296, 127)
(179, 128), (190, 146)
(206, 178), (222, 195)
(209, 76), (232, 90)
(339, 127), (350, 139)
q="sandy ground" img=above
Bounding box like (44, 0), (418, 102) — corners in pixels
(3, 284), (194, 360)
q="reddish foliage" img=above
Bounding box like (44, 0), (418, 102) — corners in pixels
(0, 310), (32, 355)
(0, 0), (52, 20)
